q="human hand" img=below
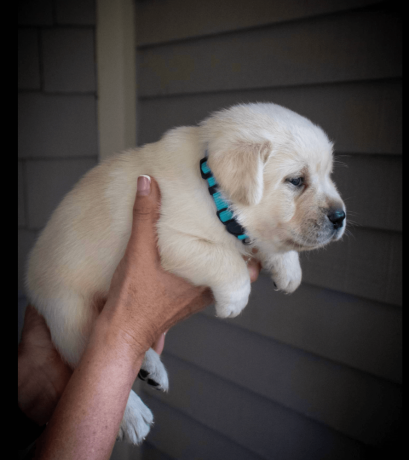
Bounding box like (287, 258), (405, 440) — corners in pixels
(18, 304), (73, 426)
(102, 175), (262, 354)
(17, 176), (261, 428)
(151, 252), (262, 356)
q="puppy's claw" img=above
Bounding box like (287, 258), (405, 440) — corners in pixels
(147, 378), (161, 389)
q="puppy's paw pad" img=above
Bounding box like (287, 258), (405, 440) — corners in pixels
(118, 391), (153, 445)
(138, 370), (149, 381)
(147, 378), (161, 388)
(140, 348), (169, 392)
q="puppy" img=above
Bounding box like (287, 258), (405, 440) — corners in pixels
(26, 102), (346, 443)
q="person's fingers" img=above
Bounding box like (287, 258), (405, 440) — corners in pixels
(247, 258), (262, 283)
(20, 304), (49, 344)
(132, 175), (161, 223)
(127, 175), (162, 262)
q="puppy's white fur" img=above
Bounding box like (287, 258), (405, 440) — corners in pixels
(26, 102), (346, 442)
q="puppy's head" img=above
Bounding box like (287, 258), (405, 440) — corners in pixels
(200, 103), (346, 252)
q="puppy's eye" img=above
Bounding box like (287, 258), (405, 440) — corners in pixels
(287, 177), (304, 187)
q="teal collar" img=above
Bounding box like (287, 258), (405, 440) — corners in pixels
(200, 155), (251, 244)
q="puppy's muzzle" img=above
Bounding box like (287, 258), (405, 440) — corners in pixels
(327, 208), (346, 230)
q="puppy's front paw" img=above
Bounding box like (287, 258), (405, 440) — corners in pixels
(214, 280), (251, 318)
(118, 390), (153, 444)
(138, 348), (169, 392)
(269, 251), (302, 294)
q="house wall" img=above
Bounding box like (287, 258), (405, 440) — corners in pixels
(18, 2), (138, 459)
(18, 0), (99, 315)
(135, 1), (402, 459)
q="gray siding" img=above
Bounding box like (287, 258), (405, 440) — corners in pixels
(18, 0), (98, 297)
(136, 0), (384, 46)
(17, 0), (98, 345)
(138, 10), (401, 95)
(17, 4), (136, 459)
(137, 1), (402, 459)
(138, 81), (402, 154)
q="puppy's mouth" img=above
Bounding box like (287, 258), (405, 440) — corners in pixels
(332, 225), (346, 241)
(285, 226), (342, 251)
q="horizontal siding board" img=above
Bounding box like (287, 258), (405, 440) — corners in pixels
(41, 28), (97, 93)
(18, 0), (53, 26)
(301, 227), (402, 306)
(203, 279), (402, 383)
(18, 29), (41, 90)
(143, 397), (264, 460)
(161, 316), (402, 446)
(138, 80), (402, 154)
(54, 0), (96, 25)
(18, 93), (99, 158)
(141, 442), (175, 460)
(136, 0), (383, 46)
(333, 154), (402, 232)
(144, 355), (366, 459)
(138, 11), (401, 97)
(109, 441), (132, 460)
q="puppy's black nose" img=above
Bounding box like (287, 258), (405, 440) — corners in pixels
(327, 209), (346, 229)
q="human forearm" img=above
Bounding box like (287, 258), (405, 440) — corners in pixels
(33, 311), (147, 460)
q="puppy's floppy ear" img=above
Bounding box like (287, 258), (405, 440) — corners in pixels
(207, 141), (271, 206)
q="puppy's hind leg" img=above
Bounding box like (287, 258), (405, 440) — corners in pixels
(32, 291), (98, 368)
(118, 391), (154, 444)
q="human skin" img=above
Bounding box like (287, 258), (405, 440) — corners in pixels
(18, 176), (261, 460)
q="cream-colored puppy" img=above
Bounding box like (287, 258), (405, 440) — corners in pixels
(26, 102), (346, 443)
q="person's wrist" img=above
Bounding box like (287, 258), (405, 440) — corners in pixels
(91, 303), (152, 374)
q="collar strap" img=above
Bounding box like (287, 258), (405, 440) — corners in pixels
(200, 157), (251, 244)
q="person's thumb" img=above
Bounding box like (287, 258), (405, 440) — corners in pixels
(128, 175), (161, 256)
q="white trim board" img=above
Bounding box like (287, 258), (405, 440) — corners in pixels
(96, 0), (137, 161)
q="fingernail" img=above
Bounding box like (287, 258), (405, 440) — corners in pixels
(137, 175), (151, 196)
